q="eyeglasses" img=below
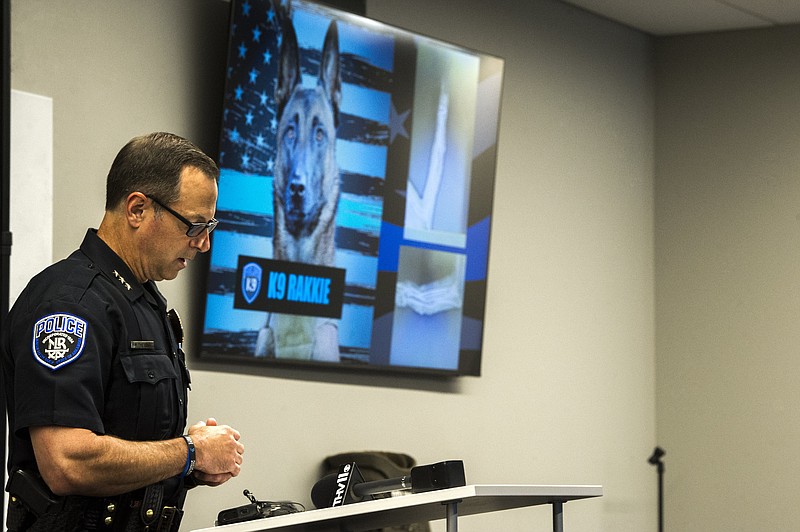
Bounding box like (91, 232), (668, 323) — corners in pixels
(146, 195), (218, 238)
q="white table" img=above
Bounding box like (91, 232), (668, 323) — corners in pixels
(192, 484), (603, 532)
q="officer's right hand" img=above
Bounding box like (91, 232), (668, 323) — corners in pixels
(186, 418), (244, 484)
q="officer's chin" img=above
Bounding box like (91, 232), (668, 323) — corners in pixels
(155, 269), (181, 282)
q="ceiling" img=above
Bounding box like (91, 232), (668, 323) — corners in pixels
(559, 0), (800, 36)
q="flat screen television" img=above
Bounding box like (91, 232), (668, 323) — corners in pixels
(199, 0), (504, 376)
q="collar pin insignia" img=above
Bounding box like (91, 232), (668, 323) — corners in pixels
(113, 270), (132, 291)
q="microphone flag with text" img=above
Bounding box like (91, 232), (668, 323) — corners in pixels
(310, 460), (466, 508)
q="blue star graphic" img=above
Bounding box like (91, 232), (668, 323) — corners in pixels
(238, 42), (247, 59)
(242, 1), (251, 16)
(252, 27), (261, 42)
(259, 91), (268, 106)
(262, 49), (272, 65)
(249, 67), (259, 84)
(234, 85), (244, 100)
(245, 111), (254, 125)
(230, 127), (241, 143)
(389, 101), (410, 144)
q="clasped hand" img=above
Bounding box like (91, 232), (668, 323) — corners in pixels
(187, 418), (244, 486)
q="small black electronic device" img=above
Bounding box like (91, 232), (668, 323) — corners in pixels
(215, 502), (260, 525)
(215, 490), (304, 526)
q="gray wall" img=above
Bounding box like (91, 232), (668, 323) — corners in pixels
(10, 0), (656, 530)
(655, 26), (800, 531)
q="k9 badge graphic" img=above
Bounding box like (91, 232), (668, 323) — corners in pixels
(241, 262), (263, 305)
(32, 313), (88, 370)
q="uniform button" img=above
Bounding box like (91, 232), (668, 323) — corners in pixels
(148, 371), (155, 379)
(146, 509), (155, 519)
(104, 516), (113, 526)
(107, 502), (116, 513)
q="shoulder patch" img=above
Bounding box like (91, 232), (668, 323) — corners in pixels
(32, 313), (88, 370)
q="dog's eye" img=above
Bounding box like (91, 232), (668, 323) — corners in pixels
(316, 128), (324, 142)
(285, 126), (295, 141)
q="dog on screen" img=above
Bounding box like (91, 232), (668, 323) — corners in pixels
(255, 16), (341, 361)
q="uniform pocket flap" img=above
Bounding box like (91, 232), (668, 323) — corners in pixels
(121, 353), (178, 384)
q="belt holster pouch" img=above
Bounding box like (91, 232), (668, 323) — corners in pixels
(156, 506), (183, 532)
(140, 483), (164, 528)
(6, 496), (36, 532)
(133, 483), (183, 532)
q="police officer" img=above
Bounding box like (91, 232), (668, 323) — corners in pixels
(1, 132), (245, 531)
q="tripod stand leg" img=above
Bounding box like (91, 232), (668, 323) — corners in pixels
(658, 468), (664, 532)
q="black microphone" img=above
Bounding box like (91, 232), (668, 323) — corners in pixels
(648, 446), (665, 465)
(310, 460), (466, 509)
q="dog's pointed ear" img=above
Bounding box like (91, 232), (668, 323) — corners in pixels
(320, 20), (341, 127)
(276, 18), (301, 121)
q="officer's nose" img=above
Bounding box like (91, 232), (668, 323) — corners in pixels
(191, 230), (212, 253)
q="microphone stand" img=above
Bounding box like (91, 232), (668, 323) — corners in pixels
(648, 447), (665, 532)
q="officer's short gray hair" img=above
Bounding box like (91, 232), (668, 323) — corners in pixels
(105, 132), (220, 211)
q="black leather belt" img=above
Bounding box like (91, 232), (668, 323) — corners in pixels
(86, 484), (185, 532)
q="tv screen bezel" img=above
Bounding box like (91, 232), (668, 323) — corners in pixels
(197, 0), (504, 378)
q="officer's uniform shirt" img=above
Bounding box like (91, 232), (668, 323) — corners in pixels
(1, 229), (190, 503)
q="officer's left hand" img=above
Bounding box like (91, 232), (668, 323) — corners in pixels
(190, 470), (234, 487)
(187, 418), (244, 484)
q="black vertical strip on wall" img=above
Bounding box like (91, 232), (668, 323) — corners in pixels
(1, 0), (11, 528)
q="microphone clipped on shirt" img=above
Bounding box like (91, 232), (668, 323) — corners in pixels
(310, 460), (466, 508)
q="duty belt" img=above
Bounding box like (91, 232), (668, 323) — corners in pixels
(92, 484), (184, 532)
(5, 470), (184, 532)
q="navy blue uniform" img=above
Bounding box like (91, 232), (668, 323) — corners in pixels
(1, 228), (191, 507)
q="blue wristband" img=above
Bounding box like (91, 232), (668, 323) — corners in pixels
(181, 435), (196, 478)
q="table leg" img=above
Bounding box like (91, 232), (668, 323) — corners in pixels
(552, 501), (563, 532)
(445, 500), (459, 532)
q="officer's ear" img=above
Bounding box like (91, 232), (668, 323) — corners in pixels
(125, 192), (148, 229)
